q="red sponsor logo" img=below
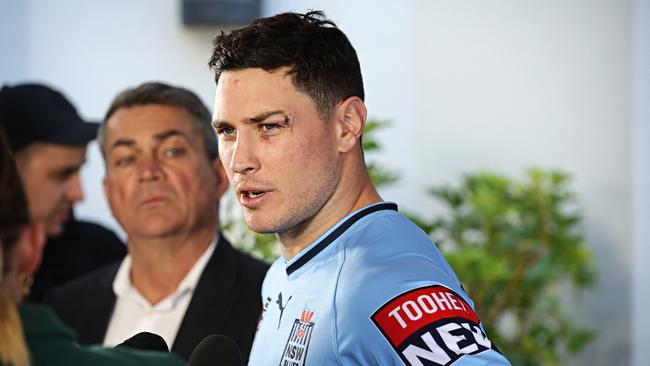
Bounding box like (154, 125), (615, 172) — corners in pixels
(372, 285), (480, 347)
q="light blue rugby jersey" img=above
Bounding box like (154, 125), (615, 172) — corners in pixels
(248, 202), (510, 366)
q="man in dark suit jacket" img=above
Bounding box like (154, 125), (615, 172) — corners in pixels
(45, 82), (268, 363)
(47, 235), (266, 361)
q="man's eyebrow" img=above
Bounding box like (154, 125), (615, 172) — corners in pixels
(153, 129), (190, 141)
(110, 138), (135, 151)
(248, 110), (285, 123)
(212, 110), (286, 129)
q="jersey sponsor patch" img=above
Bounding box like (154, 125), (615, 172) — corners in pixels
(371, 285), (495, 366)
(279, 309), (314, 366)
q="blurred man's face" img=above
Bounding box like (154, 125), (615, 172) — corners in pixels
(102, 104), (226, 240)
(15, 143), (87, 236)
(213, 68), (341, 236)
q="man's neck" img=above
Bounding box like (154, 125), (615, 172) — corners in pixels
(127, 223), (218, 305)
(279, 170), (381, 260)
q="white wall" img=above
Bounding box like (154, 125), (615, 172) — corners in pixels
(1, 0), (641, 364)
(0, 0), (28, 81)
(632, 0), (650, 365)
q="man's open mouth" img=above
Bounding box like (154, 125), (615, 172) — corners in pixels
(246, 191), (264, 198)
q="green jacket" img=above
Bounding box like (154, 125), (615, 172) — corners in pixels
(16, 304), (186, 366)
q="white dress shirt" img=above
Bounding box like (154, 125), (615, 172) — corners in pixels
(102, 237), (217, 349)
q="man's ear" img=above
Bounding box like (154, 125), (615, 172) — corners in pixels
(102, 176), (112, 208)
(211, 157), (230, 199)
(334, 96), (367, 153)
(16, 221), (46, 277)
(102, 176), (108, 197)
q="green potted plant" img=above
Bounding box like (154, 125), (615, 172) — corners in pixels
(411, 169), (597, 365)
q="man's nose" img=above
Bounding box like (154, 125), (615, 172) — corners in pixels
(228, 135), (259, 175)
(64, 173), (84, 203)
(138, 154), (164, 182)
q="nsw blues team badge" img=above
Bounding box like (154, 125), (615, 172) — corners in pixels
(279, 309), (314, 366)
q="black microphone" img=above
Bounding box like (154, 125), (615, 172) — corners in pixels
(188, 334), (243, 366)
(115, 332), (169, 353)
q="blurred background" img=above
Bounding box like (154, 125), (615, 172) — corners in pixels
(1, 0), (647, 365)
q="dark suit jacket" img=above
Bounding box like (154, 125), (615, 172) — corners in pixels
(45, 234), (269, 363)
(29, 218), (126, 302)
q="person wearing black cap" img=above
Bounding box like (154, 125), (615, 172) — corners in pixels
(0, 83), (126, 302)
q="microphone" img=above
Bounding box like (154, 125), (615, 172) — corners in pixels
(115, 332), (169, 353)
(188, 334), (243, 366)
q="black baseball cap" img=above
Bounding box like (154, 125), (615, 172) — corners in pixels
(0, 83), (98, 152)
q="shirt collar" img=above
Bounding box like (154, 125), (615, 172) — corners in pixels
(113, 233), (219, 309)
(284, 202), (398, 276)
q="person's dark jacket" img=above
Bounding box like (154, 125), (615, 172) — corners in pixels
(46, 234), (268, 363)
(29, 218), (126, 302)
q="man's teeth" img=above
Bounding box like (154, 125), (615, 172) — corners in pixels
(247, 191), (264, 198)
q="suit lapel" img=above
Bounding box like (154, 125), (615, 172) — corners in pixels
(81, 262), (118, 345)
(171, 234), (242, 359)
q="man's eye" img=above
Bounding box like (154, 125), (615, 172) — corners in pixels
(260, 123), (285, 135)
(55, 168), (78, 182)
(216, 127), (236, 136)
(261, 124), (278, 131)
(115, 155), (135, 166)
(165, 147), (186, 158)
(116, 156), (135, 167)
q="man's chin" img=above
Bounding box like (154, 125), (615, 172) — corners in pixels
(245, 216), (288, 235)
(45, 216), (70, 238)
(45, 222), (66, 238)
(46, 209), (72, 237)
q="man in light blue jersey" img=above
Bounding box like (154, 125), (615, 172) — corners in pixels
(209, 11), (511, 366)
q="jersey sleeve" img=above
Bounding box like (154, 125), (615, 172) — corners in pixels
(332, 216), (511, 366)
(367, 284), (510, 365)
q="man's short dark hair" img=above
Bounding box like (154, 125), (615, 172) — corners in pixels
(99, 82), (218, 160)
(208, 10), (364, 120)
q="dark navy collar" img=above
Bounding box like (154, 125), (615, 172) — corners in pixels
(286, 202), (398, 275)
